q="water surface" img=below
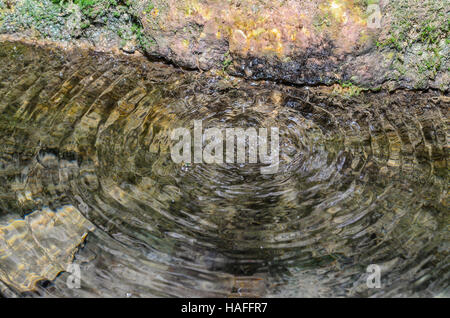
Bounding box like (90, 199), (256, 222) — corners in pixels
(0, 42), (448, 297)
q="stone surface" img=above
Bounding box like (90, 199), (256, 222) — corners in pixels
(0, 0), (448, 90)
(128, 0), (449, 90)
(0, 206), (94, 292)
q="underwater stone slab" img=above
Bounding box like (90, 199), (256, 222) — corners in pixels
(0, 206), (95, 292)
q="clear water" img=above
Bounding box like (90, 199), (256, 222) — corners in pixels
(0, 42), (448, 297)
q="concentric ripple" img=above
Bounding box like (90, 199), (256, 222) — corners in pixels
(0, 41), (448, 297)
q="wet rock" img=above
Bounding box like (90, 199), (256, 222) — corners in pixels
(0, 0), (447, 89)
(0, 206), (94, 292)
(127, 0), (448, 90)
(65, 3), (83, 38)
(121, 40), (137, 54)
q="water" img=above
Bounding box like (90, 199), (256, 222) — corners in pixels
(0, 41), (448, 297)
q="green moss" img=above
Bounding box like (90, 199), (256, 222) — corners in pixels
(145, 2), (155, 12)
(378, 0), (449, 52)
(0, 0), (157, 51)
(0, 0), (67, 39)
(313, 12), (331, 30)
(374, 0), (448, 86)
(222, 51), (232, 71)
(417, 49), (442, 77)
(334, 81), (366, 97)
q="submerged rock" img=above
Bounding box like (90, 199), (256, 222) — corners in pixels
(0, 206), (94, 292)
